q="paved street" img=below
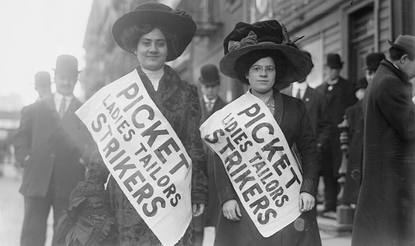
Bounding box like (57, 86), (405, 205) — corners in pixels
(0, 162), (351, 246)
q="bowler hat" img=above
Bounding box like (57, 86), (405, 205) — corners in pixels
(219, 20), (312, 84)
(365, 53), (385, 71)
(354, 77), (368, 91)
(34, 71), (51, 86)
(388, 35), (415, 58)
(112, 2), (196, 62)
(199, 64), (220, 86)
(326, 53), (343, 69)
(53, 55), (79, 76)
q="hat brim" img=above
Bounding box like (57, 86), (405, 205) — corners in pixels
(199, 78), (220, 86)
(112, 10), (196, 62)
(219, 42), (313, 84)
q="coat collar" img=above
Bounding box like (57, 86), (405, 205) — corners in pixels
(381, 60), (409, 82)
(273, 89), (284, 125)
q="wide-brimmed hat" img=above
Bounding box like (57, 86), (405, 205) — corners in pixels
(354, 77), (368, 91)
(326, 53), (343, 69)
(53, 55), (79, 76)
(388, 35), (415, 58)
(112, 2), (196, 62)
(34, 71), (51, 86)
(364, 52), (385, 71)
(219, 20), (312, 84)
(199, 64), (220, 86)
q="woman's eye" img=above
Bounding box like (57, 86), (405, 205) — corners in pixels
(266, 67), (275, 72)
(141, 40), (150, 46)
(157, 41), (166, 47)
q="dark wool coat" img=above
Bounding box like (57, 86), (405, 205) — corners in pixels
(352, 60), (415, 246)
(316, 77), (357, 175)
(13, 96), (94, 199)
(342, 100), (364, 205)
(84, 66), (209, 246)
(199, 96), (227, 227)
(214, 90), (321, 246)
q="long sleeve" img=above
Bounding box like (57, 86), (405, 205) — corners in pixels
(13, 104), (35, 165)
(185, 84), (209, 205)
(296, 101), (320, 196)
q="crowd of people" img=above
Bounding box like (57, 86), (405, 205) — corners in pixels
(10, 2), (415, 246)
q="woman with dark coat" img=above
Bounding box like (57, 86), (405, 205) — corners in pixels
(212, 20), (321, 246)
(56, 3), (208, 246)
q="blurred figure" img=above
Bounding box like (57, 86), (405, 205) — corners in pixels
(341, 52), (385, 207)
(13, 54), (95, 246)
(197, 64), (227, 246)
(34, 71), (52, 100)
(316, 53), (357, 214)
(363, 53), (386, 84)
(353, 35), (415, 246)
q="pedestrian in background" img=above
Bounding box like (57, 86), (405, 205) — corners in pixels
(281, 50), (332, 170)
(34, 71), (52, 101)
(13, 54), (95, 246)
(195, 64), (227, 246)
(352, 35), (415, 246)
(316, 53), (357, 214)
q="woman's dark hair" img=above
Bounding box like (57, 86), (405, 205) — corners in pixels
(235, 49), (288, 84)
(389, 47), (414, 61)
(120, 23), (178, 55)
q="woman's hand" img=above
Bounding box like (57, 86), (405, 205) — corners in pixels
(298, 192), (315, 213)
(222, 199), (242, 221)
(192, 203), (205, 217)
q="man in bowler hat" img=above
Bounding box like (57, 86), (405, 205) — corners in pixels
(14, 54), (95, 246)
(316, 53), (357, 214)
(352, 35), (415, 246)
(196, 64), (227, 246)
(34, 71), (52, 100)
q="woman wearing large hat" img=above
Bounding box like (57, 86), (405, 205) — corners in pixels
(57, 3), (208, 246)
(213, 20), (321, 245)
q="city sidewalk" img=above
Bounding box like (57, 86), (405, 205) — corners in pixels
(0, 163), (351, 245)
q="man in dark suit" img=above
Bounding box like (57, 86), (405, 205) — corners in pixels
(281, 51), (332, 156)
(14, 54), (95, 246)
(196, 64), (227, 246)
(316, 53), (357, 213)
(352, 35), (415, 246)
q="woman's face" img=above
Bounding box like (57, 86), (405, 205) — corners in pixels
(135, 28), (168, 71)
(247, 57), (276, 94)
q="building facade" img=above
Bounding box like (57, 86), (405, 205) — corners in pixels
(82, 0), (414, 100)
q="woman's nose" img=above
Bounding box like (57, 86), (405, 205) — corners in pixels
(149, 43), (158, 53)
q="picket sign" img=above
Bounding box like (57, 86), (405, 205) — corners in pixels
(200, 91), (302, 237)
(76, 70), (192, 246)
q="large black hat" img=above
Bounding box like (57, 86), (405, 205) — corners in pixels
(326, 53), (343, 69)
(53, 55), (79, 76)
(365, 53), (385, 71)
(199, 64), (220, 86)
(219, 20), (312, 84)
(112, 2), (196, 62)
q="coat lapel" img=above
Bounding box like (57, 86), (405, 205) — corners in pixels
(273, 90), (284, 125)
(61, 98), (80, 122)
